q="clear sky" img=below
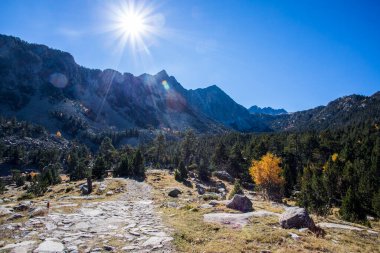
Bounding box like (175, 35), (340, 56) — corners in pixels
(0, 0), (379, 112)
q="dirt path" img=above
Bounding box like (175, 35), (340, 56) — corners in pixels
(1, 178), (174, 253)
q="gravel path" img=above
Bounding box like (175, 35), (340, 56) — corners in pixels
(1, 179), (174, 253)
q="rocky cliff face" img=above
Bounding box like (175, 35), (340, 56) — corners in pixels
(0, 34), (378, 135)
(248, 105), (287, 115)
(0, 34), (266, 135)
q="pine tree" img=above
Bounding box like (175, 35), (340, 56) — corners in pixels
(93, 156), (106, 180)
(131, 149), (145, 178)
(372, 189), (380, 217)
(198, 158), (210, 181)
(116, 155), (130, 177)
(340, 187), (366, 222)
(212, 142), (228, 170)
(227, 144), (245, 178)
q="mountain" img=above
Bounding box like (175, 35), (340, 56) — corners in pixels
(267, 92), (380, 131)
(0, 34), (267, 136)
(186, 85), (270, 132)
(248, 105), (287, 115)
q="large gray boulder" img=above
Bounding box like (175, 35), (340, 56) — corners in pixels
(279, 207), (315, 229)
(226, 194), (253, 212)
(213, 171), (234, 183)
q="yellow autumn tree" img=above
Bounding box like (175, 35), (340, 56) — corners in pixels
(249, 152), (284, 201)
(56, 131), (62, 138)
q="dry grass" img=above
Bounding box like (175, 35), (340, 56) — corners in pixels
(147, 170), (380, 253)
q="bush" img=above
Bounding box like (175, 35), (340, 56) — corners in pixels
(228, 179), (243, 199)
(11, 169), (25, 187)
(27, 178), (48, 197)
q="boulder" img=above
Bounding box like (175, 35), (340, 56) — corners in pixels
(226, 194), (253, 212)
(14, 201), (32, 211)
(29, 207), (49, 218)
(213, 171), (234, 183)
(195, 184), (206, 195)
(80, 185), (89, 195)
(168, 188), (182, 198)
(279, 207), (315, 229)
(106, 191), (114, 196)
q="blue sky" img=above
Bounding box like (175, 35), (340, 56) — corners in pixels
(0, 0), (379, 112)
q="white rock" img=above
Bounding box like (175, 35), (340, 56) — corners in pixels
(33, 239), (64, 253)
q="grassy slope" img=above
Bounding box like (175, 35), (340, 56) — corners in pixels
(147, 170), (380, 253)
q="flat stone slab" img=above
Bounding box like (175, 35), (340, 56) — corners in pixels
(0, 241), (37, 251)
(317, 222), (378, 234)
(33, 239), (65, 252)
(204, 211), (279, 228)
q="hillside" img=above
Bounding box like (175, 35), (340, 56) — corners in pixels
(267, 93), (380, 131)
(0, 34), (269, 136)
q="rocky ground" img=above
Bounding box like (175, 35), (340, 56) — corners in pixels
(0, 178), (173, 253)
(1, 170), (380, 253)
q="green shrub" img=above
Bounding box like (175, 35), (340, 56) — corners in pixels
(228, 179), (243, 199)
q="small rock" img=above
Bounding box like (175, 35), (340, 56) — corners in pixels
(8, 213), (24, 220)
(288, 232), (300, 240)
(226, 194), (253, 213)
(122, 245), (140, 251)
(106, 191), (114, 196)
(29, 207), (49, 218)
(168, 188), (182, 198)
(103, 245), (115, 251)
(195, 184), (206, 195)
(199, 204), (213, 209)
(80, 185), (89, 195)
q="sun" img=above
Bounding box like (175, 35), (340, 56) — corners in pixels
(107, 0), (162, 54)
(119, 11), (146, 37)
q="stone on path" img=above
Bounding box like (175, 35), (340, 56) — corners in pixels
(0, 241), (37, 252)
(226, 194), (253, 212)
(33, 238), (65, 253)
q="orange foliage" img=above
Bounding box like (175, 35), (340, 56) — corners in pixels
(249, 152), (284, 190)
(56, 131), (62, 138)
(331, 153), (338, 162)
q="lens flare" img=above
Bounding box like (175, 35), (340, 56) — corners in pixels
(162, 80), (170, 90)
